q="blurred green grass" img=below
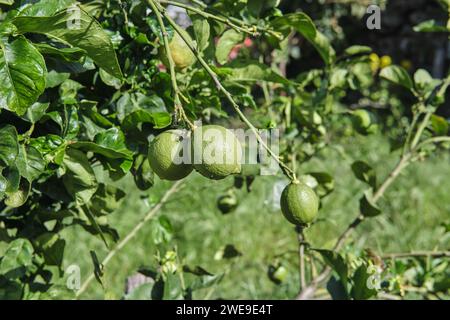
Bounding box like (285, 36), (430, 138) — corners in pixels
(63, 134), (450, 299)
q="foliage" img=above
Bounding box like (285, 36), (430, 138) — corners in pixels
(0, 0), (449, 300)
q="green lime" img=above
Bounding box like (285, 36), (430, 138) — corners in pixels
(148, 130), (193, 181)
(268, 264), (288, 284)
(159, 30), (195, 70)
(191, 125), (242, 180)
(280, 181), (319, 225)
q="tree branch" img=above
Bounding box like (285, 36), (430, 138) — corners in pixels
(75, 180), (184, 299)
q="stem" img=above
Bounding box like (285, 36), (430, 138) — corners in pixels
(154, 3), (296, 181)
(410, 111), (432, 149)
(402, 112), (419, 155)
(159, 0), (256, 35)
(296, 226), (306, 290)
(161, 0), (283, 39)
(75, 181), (184, 299)
(148, 0), (195, 130)
(414, 136), (450, 152)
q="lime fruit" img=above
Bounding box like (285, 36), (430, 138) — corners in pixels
(160, 30), (195, 70)
(191, 125), (242, 180)
(280, 181), (319, 225)
(148, 130), (193, 181)
(268, 264), (288, 284)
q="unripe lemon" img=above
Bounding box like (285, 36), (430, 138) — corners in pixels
(280, 181), (319, 225)
(191, 125), (242, 180)
(148, 130), (193, 181)
(160, 30), (196, 70)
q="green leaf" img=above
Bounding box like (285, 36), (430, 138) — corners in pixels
(271, 13), (336, 65)
(225, 60), (291, 84)
(34, 233), (66, 266)
(5, 179), (30, 208)
(13, 6), (122, 78)
(123, 111), (172, 130)
(344, 45), (372, 56)
(0, 125), (19, 167)
(18, 0), (75, 17)
(380, 65), (413, 91)
(215, 29), (245, 65)
(0, 36), (47, 115)
(16, 144), (46, 182)
(351, 161), (377, 189)
(315, 249), (348, 289)
(72, 128), (133, 160)
(350, 264), (378, 300)
(430, 115), (449, 135)
(63, 148), (98, 204)
(306, 172), (334, 197)
(23, 102), (49, 123)
(359, 190), (381, 218)
(132, 155), (154, 191)
(0, 0), (14, 5)
(248, 0), (280, 17)
(0, 239), (34, 280)
(413, 20), (449, 33)
(191, 14), (210, 52)
(34, 43), (86, 62)
(88, 184), (126, 216)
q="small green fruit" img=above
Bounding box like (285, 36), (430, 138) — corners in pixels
(268, 264), (288, 284)
(217, 192), (238, 214)
(191, 125), (242, 180)
(160, 30), (196, 70)
(148, 130), (193, 181)
(280, 181), (319, 225)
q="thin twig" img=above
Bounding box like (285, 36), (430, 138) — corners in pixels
(296, 226), (306, 290)
(149, 0), (195, 130)
(75, 181), (184, 299)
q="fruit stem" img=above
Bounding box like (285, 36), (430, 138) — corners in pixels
(153, 3), (297, 181)
(149, 0), (195, 131)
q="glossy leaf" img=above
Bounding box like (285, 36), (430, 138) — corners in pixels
(0, 36), (47, 115)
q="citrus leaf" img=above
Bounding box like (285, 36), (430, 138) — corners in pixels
(216, 29), (244, 65)
(225, 60), (291, 84)
(359, 190), (381, 218)
(0, 239), (34, 280)
(314, 249), (348, 289)
(271, 12), (336, 65)
(0, 125), (19, 167)
(16, 144), (46, 182)
(62, 148), (98, 204)
(351, 161), (377, 189)
(13, 5), (122, 78)
(350, 264), (378, 300)
(0, 36), (47, 115)
(380, 65), (413, 91)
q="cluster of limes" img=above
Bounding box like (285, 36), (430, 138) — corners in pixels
(153, 32), (320, 226)
(148, 126), (320, 226)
